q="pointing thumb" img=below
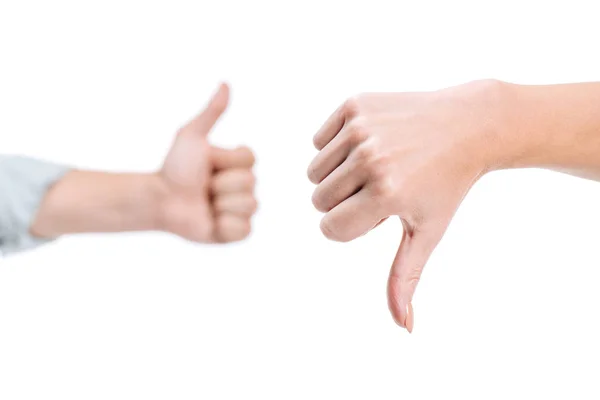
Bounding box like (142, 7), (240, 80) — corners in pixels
(387, 221), (443, 333)
(186, 82), (230, 136)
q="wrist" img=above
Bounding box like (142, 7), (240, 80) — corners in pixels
(142, 172), (171, 232)
(433, 79), (524, 176)
(454, 79), (539, 173)
(448, 79), (555, 173)
(485, 81), (549, 171)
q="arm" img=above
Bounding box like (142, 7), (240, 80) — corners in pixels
(30, 171), (168, 237)
(2, 83), (257, 256)
(496, 82), (600, 179)
(307, 79), (600, 332)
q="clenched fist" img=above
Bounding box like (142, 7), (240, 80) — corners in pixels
(308, 80), (508, 332)
(161, 83), (257, 243)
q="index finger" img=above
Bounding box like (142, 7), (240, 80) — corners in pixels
(211, 146), (256, 170)
(312, 98), (359, 150)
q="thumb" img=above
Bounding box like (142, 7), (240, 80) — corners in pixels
(387, 220), (443, 333)
(185, 82), (230, 136)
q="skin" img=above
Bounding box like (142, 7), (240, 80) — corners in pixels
(31, 83), (257, 244)
(308, 79), (600, 332)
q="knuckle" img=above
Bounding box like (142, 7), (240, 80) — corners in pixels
(404, 271), (422, 292)
(371, 176), (396, 200)
(341, 96), (361, 118)
(366, 155), (390, 180)
(354, 140), (376, 163)
(346, 118), (369, 146)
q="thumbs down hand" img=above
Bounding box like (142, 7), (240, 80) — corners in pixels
(308, 80), (509, 332)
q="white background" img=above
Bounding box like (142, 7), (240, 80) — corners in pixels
(1, 0), (600, 398)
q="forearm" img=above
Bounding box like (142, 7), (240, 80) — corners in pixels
(496, 81), (600, 180)
(31, 171), (169, 238)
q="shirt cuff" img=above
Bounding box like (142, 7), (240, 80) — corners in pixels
(0, 156), (70, 256)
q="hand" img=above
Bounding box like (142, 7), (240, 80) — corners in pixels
(307, 80), (508, 332)
(161, 83), (257, 243)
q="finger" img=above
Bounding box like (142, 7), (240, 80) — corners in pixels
(211, 146), (256, 170)
(387, 222), (444, 333)
(308, 118), (369, 184)
(211, 169), (255, 194)
(185, 82), (230, 136)
(213, 193), (258, 217)
(319, 188), (385, 242)
(311, 150), (367, 212)
(215, 214), (251, 243)
(313, 98), (358, 150)
(307, 125), (356, 184)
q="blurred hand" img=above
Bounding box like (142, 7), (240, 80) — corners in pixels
(161, 83), (257, 243)
(308, 80), (508, 332)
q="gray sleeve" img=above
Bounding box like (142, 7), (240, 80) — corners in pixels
(0, 155), (70, 256)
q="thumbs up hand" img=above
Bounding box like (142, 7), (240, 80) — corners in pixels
(308, 80), (509, 332)
(161, 83), (257, 244)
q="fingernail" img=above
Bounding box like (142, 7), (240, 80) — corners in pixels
(404, 302), (414, 333)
